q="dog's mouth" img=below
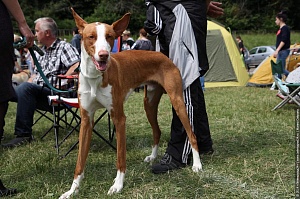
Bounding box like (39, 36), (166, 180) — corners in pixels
(92, 57), (107, 72)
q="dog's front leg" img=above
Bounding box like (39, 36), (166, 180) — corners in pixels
(59, 108), (94, 199)
(107, 107), (127, 195)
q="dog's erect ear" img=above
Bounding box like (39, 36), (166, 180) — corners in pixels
(71, 7), (87, 35)
(112, 13), (131, 37)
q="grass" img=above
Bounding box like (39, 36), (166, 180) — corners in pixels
(237, 32), (300, 50)
(0, 86), (297, 198)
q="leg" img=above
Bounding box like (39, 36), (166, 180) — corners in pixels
(152, 78), (209, 174)
(2, 83), (51, 147)
(108, 104), (126, 195)
(277, 49), (290, 79)
(167, 79), (202, 171)
(167, 79), (212, 161)
(0, 101), (9, 140)
(59, 108), (94, 199)
(143, 85), (163, 162)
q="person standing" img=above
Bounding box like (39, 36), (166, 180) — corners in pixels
(236, 35), (249, 71)
(273, 10), (290, 79)
(70, 27), (81, 55)
(144, 0), (223, 174)
(2, 17), (80, 148)
(0, 0), (34, 196)
(131, 28), (154, 50)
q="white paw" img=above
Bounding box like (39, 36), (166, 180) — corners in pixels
(107, 170), (125, 195)
(107, 184), (123, 195)
(59, 190), (78, 199)
(144, 145), (158, 162)
(144, 155), (156, 162)
(192, 162), (203, 173)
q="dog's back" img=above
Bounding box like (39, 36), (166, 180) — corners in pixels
(109, 50), (182, 88)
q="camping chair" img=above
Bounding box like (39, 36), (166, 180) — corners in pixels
(29, 46), (116, 157)
(47, 75), (116, 158)
(31, 74), (80, 154)
(271, 60), (300, 110)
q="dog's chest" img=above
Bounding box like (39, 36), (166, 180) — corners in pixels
(79, 74), (113, 111)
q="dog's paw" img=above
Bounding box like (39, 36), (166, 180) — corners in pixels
(59, 190), (77, 199)
(144, 155), (156, 162)
(107, 184), (123, 195)
(192, 163), (203, 173)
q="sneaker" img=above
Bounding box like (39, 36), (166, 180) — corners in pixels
(0, 180), (17, 197)
(151, 153), (185, 174)
(1, 136), (33, 148)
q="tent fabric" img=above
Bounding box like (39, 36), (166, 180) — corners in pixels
(205, 21), (249, 88)
(247, 56), (275, 87)
(247, 44), (300, 87)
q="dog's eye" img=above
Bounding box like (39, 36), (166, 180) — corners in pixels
(88, 35), (95, 39)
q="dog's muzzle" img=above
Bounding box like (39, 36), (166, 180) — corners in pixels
(92, 56), (108, 71)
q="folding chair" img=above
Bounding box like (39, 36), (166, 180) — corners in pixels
(271, 60), (300, 110)
(29, 47), (115, 156)
(47, 75), (116, 158)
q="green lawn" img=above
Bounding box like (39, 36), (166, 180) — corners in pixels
(0, 86), (297, 198)
(238, 32), (300, 50)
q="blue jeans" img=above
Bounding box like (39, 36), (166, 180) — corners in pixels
(200, 76), (205, 91)
(14, 82), (52, 136)
(277, 49), (290, 79)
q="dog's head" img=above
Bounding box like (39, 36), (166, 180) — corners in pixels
(71, 8), (130, 72)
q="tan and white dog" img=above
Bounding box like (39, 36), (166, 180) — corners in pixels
(59, 8), (202, 198)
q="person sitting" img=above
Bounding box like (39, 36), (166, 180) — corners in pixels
(2, 17), (80, 148)
(131, 28), (154, 51)
(121, 30), (135, 51)
(276, 62), (300, 102)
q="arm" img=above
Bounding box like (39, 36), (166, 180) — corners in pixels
(65, 62), (80, 76)
(207, 1), (224, 18)
(273, 42), (285, 58)
(2, 0), (34, 47)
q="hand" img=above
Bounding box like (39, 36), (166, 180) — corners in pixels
(207, 1), (224, 18)
(18, 22), (34, 48)
(273, 51), (278, 58)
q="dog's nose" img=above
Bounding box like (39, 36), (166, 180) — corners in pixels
(98, 50), (109, 60)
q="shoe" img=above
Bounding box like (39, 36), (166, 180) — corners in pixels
(151, 153), (185, 174)
(2, 136), (33, 148)
(0, 180), (17, 197)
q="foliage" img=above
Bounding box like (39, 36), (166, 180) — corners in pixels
(15, 0), (300, 34)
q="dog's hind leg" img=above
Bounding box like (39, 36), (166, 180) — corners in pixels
(59, 108), (94, 199)
(164, 76), (202, 172)
(143, 84), (164, 162)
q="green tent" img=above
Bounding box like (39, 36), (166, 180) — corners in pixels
(205, 21), (249, 87)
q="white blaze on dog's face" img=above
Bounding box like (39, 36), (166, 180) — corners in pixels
(72, 8), (130, 72)
(82, 23), (116, 72)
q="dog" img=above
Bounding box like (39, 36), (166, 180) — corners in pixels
(12, 69), (30, 85)
(59, 8), (202, 198)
